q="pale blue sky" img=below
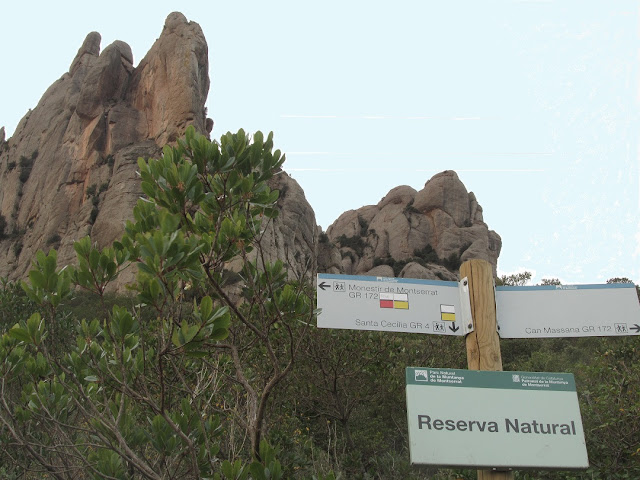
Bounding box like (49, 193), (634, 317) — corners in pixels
(1, 1), (638, 285)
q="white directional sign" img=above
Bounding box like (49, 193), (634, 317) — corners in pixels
(317, 274), (472, 335)
(496, 283), (640, 338)
(406, 367), (589, 470)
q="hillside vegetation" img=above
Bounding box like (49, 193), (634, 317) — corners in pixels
(0, 128), (638, 479)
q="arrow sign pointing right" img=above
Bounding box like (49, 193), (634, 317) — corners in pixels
(449, 322), (460, 333)
(631, 324), (640, 334)
(318, 281), (330, 291)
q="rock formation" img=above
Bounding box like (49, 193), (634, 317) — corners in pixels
(0, 13), (211, 282)
(319, 171), (501, 280)
(0, 13), (500, 287)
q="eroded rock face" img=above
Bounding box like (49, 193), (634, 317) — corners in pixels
(0, 13), (501, 287)
(0, 13), (211, 283)
(322, 170), (502, 280)
(261, 172), (318, 279)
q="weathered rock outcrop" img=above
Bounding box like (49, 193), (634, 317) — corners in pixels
(0, 13), (211, 282)
(320, 171), (501, 280)
(0, 13), (500, 287)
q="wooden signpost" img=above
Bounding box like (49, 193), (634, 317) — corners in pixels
(316, 258), (639, 478)
(460, 259), (513, 480)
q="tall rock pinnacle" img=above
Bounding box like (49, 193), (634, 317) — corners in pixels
(0, 13), (212, 281)
(0, 13), (499, 286)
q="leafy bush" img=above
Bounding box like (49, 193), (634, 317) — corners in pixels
(17, 151), (37, 183)
(413, 244), (439, 264)
(403, 199), (420, 215)
(358, 215), (369, 236)
(89, 206), (99, 224)
(0, 126), (314, 478)
(46, 233), (61, 246)
(337, 234), (366, 257)
(442, 251), (461, 271)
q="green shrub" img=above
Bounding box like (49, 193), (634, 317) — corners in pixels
(18, 167), (31, 183)
(99, 154), (115, 167)
(442, 252), (461, 271)
(337, 234), (366, 257)
(403, 199), (420, 215)
(86, 184), (97, 197)
(413, 244), (439, 264)
(341, 250), (356, 263)
(46, 234), (61, 246)
(89, 207), (99, 224)
(17, 152), (37, 183)
(392, 259), (408, 276)
(12, 241), (22, 257)
(358, 215), (369, 236)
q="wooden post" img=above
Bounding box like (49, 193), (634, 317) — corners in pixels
(460, 259), (514, 480)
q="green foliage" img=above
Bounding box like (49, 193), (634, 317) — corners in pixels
(17, 150), (37, 183)
(497, 271), (532, 286)
(442, 251), (461, 271)
(100, 153), (115, 167)
(3, 126), (637, 479)
(0, 213), (6, 239)
(357, 215), (369, 236)
(608, 277), (640, 300)
(0, 278), (37, 332)
(86, 183), (97, 197)
(12, 240), (22, 257)
(403, 199), (420, 215)
(21, 249), (71, 311)
(0, 126), (314, 478)
(336, 234), (366, 257)
(413, 244), (440, 264)
(46, 233), (61, 245)
(90, 206), (99, 223)
(373, 243), (468, 275)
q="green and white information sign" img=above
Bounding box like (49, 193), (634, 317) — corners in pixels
(406, 368), (589, 470)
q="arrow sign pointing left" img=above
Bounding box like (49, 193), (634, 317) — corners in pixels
(316, 273), (471, 335)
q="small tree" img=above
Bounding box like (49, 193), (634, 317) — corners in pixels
(0, 126), (314, 478)
(496, 271), (532, 286)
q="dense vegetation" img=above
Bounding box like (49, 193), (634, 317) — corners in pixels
(0, 128), (638, 478)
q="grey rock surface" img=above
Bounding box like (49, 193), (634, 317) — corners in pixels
(0, 13), (211, 284)
(322, 170), (501, 280)
(0, 14), (501, 288)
